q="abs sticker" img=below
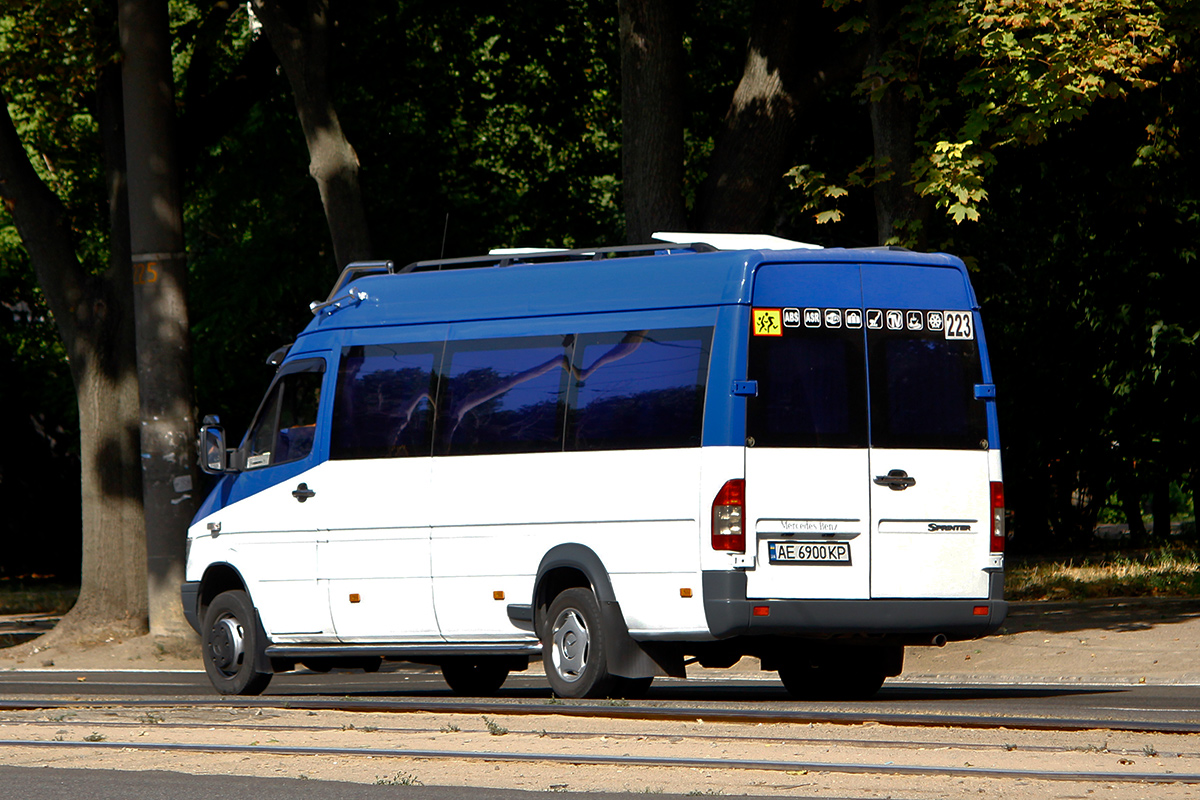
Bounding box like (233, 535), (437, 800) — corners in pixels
(944, 310), (974, 340)
(782, 307), (802, 327)
(753, 308), (783, 336)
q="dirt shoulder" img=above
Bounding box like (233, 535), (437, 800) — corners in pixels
(2, 597), (1199, 685)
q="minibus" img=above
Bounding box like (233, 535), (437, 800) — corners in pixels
(183, 233), (1006, 698)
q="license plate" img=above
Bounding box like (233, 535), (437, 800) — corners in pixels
(768, 540), (851, 565)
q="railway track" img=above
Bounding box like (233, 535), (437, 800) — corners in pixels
(2, 696), (1198, 796)
(3, 695), (1199, 735)
(1, 737), (1196, 785)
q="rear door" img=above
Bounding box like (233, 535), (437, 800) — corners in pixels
(862, 264), (991, 598)
(744, 263), (871, 600)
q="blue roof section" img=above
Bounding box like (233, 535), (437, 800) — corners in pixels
(298, 247), (971, 339)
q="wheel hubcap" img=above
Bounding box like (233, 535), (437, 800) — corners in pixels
(209, 615), (245, 675)
(551, 609), (589, 683)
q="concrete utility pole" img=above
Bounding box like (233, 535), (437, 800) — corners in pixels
(118, 0), (199, 637)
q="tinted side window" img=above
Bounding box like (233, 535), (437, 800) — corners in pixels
(437, 336), (571, 456)
(244, 369), (324, 469)
(566, 328), (711, 451)
(331, 343), (439, 459)
(747, 328), (868, 448)
(868, 328), (986, 450)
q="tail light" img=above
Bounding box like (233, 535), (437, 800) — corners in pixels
(990, 481), (1005, 553)
(712, 479), (745, 552)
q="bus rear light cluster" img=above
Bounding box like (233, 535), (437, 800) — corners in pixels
(711, 479), (745, 552)
(990, 481), (1005, 553)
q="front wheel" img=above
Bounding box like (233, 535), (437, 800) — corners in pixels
(201, 590), (273, 696)
(542, 588), (613, 699)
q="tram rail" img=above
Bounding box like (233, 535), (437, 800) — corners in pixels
(2, 696), (1198, 735)
(1, 737), (1197, 785)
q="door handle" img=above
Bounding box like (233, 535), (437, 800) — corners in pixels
(292, 482), (316, 502)
(873, 469), (916, 491)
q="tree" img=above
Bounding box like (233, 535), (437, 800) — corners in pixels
(249, 0), (372, 268)
(118, 0), (200, 637)
(618, 0), (688, 242)
(0, 1), (148, 638)
(698, 0), (849, 232)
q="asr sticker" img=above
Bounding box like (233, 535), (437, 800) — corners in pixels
(753, 308), (783, 336)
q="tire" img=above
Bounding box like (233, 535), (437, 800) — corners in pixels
(777, 654), (886, 701)
(542, 587), (614, 699)
(201, 589), (273, 696)
(441, 659), (511, 696)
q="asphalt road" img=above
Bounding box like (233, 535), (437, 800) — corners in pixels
(1, 668), (1197, 729)
(0, 766), (743, 800)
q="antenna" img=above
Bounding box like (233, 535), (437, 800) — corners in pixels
(440, 213), (450, 259)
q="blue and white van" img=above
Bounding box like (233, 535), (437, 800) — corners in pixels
(182, 233), (1006, 698)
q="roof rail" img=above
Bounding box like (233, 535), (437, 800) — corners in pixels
(397, 241), (716, 274)
(319, 260), (395, 303)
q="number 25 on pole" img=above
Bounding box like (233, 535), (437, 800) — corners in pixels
(134, 261), (159, 285)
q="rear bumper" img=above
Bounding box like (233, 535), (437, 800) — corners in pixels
(702, 570), (1006, 640)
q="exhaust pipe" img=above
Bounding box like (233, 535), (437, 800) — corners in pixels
(931, 634), (948, 647)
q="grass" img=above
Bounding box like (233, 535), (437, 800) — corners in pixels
(373, 772), (422, 786)
(1006, 545), (1200, 601)
(482, 715), (509, 736)
(0, 577), (78, 616)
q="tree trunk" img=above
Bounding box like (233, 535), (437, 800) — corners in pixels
(699, 0), (810, 232)
(1117, 467), (1148, 545)
(618, 0), (688, 243)
(118, 0), (200, 638)
(1151, 476), (1172, 541)
(0, 89), (148, 638)
(251, 0), (372, 268)
(865, 0), (929, 246)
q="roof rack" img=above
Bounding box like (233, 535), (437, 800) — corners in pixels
(397, 241), (715, 274)
(311, 233), (822, 314)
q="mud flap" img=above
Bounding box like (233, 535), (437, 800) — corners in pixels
(601, 600), (685, 679)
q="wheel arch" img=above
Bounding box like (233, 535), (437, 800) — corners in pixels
(531, 544), (678, 680)
(198, 562), (250, 622)
(533, 543), (617, 629)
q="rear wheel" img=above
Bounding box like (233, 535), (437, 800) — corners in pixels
(441, 659), (510, 696)
(542, 588), (613, 699)
(777, 646), (888, 701)
(202, 590), (272, 696)
(778, 663), (885, 700)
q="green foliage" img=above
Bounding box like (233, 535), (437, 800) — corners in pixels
(2, 0), (1199, 564)
(794, 0), (1176, 229)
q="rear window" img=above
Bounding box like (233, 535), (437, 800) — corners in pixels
(867, 325), (987, 450)
(747, 325), (868, 448)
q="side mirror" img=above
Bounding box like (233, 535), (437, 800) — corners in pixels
(200, 415), (229, 474)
